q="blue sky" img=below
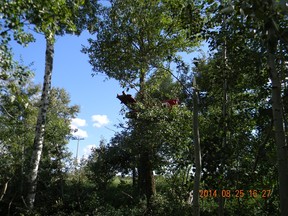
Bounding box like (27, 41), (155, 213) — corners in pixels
(12, 31), (126, 160)
(11, 30), (206, 160)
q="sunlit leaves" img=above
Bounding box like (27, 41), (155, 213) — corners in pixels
(83, 0), (201, 86)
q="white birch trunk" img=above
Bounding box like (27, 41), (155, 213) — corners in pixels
(26, 36), (54, 209)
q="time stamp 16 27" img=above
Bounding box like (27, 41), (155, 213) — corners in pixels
(199, 189), (271, 198)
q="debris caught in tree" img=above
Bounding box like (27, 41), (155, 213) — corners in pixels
(162, 99), (179, 108)
(117, 91), (136, 109)
(117, 91), (138, 118)
(117, 92), (180, 118)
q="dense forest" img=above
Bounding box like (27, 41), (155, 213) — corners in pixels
(0, 0), (288, 215)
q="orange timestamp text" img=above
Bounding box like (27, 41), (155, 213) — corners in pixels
(199, 189), (271, 198)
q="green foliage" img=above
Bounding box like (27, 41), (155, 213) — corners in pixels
(1, 0), (287, 215)
(85, 140), (117, 189)
(0, 74), (38, 190)
(0, 72), (80, 214)
(82, 0), (201, 86)
(37, 88), (80, 205)
(0, 0), (98, 97)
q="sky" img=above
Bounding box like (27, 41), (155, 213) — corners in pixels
(11, 31), (126, 160)
(11, 30), (205, 161)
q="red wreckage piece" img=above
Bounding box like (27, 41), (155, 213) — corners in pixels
(162, 99), (179, 107)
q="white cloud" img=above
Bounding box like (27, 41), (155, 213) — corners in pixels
(70, 118), (88, 138)
(72, 128), (88, 138)
(71, 118), (87, 128)
(91, 115), (110, 128)
(83, 144), (96, 159)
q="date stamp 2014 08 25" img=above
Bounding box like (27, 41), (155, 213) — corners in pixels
(199, 189), (271, 198)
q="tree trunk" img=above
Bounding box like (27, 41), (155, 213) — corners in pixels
(132, 167), (136, 188)
(0, 181), (9, 202)
(138, 155), (145, 195)
(137, 69), (156, 211)
(218, 7), (228, 215)
(192, 77), (201, 216)
(144, 151), (156, 204)
(267, 23), (288, 216)
(26, 36), (55, 209)
(139, 150), (156, 213)
(218, 78), (227, 216)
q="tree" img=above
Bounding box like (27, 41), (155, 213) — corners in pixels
(192, 76), (201, 216)
(0, 67), (79, 214)
(181, 1), (288, 214)
(203, 0), (288, 214)
(262, 2), (288, 215)
(21, 0), (99, 209)
(83, 0), (199, 85)
(86, 139), (116, 190)
(0, 73), (39, 215)
(35, 88), (79, 212)
(1, 0), (100, 211)
(83, 0), (202, 209)
(26, 35), (54, 209)
(0, 0), (35, 74)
